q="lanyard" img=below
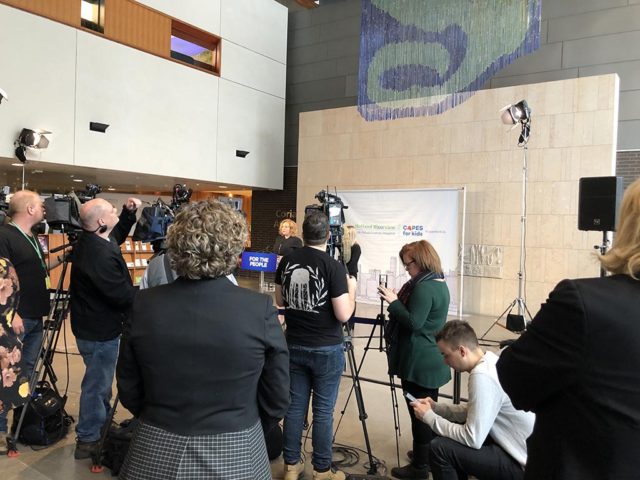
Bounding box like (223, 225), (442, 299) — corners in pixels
(10, 222), (48, 273)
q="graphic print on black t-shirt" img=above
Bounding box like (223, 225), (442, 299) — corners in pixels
(275, 247), (348, 346)
(280, 262), (328, 313)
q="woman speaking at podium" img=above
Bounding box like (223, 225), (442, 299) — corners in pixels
(273, 219), (302, 260)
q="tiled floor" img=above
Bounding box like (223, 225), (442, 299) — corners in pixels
(1, 279), (519, 479)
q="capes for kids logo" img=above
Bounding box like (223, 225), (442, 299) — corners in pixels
(402, 225), (424, 237)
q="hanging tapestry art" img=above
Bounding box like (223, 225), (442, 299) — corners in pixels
(357, 0), (541, 121)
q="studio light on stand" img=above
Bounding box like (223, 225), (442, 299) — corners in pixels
(14, 128), (52, 189)
(480, 100), (533, 344)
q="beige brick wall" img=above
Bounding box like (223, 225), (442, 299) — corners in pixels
(297, 74), (619, 317)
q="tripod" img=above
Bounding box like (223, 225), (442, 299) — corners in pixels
(7, 241), (75, 455)
(480, 122), (533, 343)
(335, 291), (402, 477)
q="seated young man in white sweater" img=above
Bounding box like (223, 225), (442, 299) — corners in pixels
(410, 320), (534, 480)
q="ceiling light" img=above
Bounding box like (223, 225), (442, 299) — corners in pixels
(11, 163), (23, 167)
(218, 185), (227, 189)
(107, 187), (116, 191)
(73, 178), (84, 182)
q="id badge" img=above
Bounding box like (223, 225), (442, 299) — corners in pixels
(46, 276), (51, 290)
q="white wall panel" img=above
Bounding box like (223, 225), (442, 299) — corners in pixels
(134, 0), (221, 35)
(217, 79), (284, 189)
(0, 5), (76, 165)
(75, 32), (219, 181)
(220, 0), (288, 63)
(221, 42), (286, 98)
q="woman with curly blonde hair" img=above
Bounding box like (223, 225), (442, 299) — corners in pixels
(497, 177), (640, 479)
(117, 200), (290, 480)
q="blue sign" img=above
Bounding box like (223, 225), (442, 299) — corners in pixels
(241, 252), (277, 273)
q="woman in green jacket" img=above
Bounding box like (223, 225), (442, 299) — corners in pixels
(378, 240), (451, 479)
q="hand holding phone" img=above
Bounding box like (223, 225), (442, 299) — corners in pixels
(405, 392), (417, 403)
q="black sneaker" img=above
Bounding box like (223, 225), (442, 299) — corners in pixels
(391, 463), (429, 479)
(74, 439), (99, 460)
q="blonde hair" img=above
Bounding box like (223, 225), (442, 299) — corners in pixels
(167, 200), (248, 279)
(342, 225), (357, 263)
(279, 219), (298, 237)
(399, 240), (443, 275)
(600, 178), (640, 278)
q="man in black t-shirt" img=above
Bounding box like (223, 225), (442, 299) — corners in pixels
(275, 212), (356, 480)
(0, 190), (66, 442)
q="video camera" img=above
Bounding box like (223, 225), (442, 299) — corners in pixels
(132, 184), (192, 244)
(0, 186), (10, 225)
(44, 184), (102, 232)
(305, 188), (348, 261)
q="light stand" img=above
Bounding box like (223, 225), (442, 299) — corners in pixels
(480, 101), (533, 343)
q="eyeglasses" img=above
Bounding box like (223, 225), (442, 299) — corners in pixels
(404, 260), (416, 269)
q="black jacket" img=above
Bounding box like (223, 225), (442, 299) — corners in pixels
(70, 209), (137, 341)
(497, 275), (640, 480)
(273, 235), (302, 256)
(116, 276), (290, 436)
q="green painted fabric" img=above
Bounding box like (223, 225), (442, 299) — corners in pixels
(387, 279), (451, 388)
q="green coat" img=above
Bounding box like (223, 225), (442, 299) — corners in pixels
(387, 278), (451, 389)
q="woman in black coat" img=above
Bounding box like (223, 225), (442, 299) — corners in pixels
(117, 200), (290, 480)
(497, 178), (640, 480)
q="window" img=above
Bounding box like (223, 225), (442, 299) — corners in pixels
(81, 0), (105, 33)
(171, 20), (220, 74)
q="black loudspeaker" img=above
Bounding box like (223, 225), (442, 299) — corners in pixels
(578, 176), (623, 232)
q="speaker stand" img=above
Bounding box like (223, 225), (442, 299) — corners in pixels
(595, 231), (611, 278)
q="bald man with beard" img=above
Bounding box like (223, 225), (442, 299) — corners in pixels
(70, 196), (140, 460)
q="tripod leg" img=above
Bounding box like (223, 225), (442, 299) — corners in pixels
(479, 299), (517, 341)
(91, 394), (120, 472)
(388, 375), (401, 468)
(342, 337), (379, 475)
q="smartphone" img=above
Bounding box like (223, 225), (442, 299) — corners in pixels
(379, 274), (388, 288)
(405, 392), (417, 403)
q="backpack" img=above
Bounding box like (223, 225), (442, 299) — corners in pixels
(101, 418), (138, 476)
(12, 381), (70, 446)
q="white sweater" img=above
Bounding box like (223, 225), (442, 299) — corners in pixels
(421, 351), (534, 467)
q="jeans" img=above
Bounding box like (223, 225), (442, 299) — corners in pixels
(430, 436), (524, 480)
(76, 337), (120, 442)
(283, 343), (345, 471)
(0, 317), (43, 432)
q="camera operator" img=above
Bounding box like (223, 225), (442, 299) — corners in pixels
(0, 190), (67, 445)
(70, 197), (140, 460)
(275, 211), (357, 480)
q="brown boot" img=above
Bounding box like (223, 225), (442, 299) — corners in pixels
(284, 460), (305, 480)
(312, 468), (346, 479)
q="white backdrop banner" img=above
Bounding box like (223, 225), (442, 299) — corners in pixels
(340, 189), (461, 314)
